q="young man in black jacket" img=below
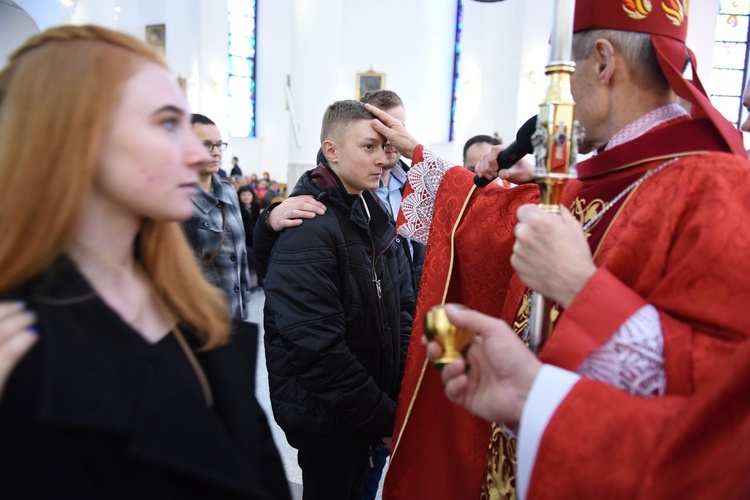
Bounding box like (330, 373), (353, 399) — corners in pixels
(258, 100), (415, 499)
(358, 89), (424, 499)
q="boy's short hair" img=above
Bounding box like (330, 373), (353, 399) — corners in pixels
(320, 100), (376, 144)
(359, 90), (403, 110)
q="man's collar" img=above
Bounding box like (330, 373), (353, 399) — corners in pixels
(379, 161), (407, 188)
(605, 103), (688, 151)
(390, 161), (408, 182)
(578, 116), (730, 180)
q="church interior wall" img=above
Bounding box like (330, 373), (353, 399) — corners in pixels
(3, 0), (723, 184)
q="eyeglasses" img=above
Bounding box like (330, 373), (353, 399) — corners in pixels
(202, 141), (228, 152)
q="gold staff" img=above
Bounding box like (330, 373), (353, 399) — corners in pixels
(526, 0), (584, 353)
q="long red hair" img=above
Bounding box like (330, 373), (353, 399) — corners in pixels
(0, 25), (230, 348)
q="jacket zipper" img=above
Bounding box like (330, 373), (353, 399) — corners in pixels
(372, 233), (399, 390)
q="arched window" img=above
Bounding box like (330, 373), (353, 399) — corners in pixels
(227, 0), (257, 138)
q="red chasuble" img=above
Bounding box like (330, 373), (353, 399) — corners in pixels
(385, 117), (750, 499)
(384, 147), (538, 499)
(538, 118), (750, 390)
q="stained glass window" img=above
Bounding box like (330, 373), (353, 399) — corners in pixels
(450, 0), (464, 142)
(227, 0), (257, 138)
(710, 0), (750, 129)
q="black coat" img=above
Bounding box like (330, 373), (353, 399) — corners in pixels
(0, 258), (290, 500)
(314, 151), (425, 296)
(240, 203), (260, 272)
(258, 164), (415, 454)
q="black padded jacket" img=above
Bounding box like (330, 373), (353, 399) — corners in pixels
(256, 164), (415, 454)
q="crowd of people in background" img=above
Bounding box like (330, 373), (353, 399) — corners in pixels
(232, 170), (286, 291)
(3, 2), (750, 499)
(217, 156), (288, 211)
(226, 170), (287, 209)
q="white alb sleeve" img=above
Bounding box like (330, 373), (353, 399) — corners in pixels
(516, 365), (580, 500)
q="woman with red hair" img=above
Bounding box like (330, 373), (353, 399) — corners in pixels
(0, 25), (289, 499)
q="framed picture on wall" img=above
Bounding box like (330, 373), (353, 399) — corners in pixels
(145, 24), (166, 55)
(356, 69), (385, 100)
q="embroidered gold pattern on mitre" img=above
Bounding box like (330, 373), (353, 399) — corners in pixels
(662, 0), (686, 26)
(571, 196), (605, 237)
(481, 424), (517, 500)
(622, 0), (652, 20)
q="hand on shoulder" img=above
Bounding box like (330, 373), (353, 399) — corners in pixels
(267, 195), (327, 232)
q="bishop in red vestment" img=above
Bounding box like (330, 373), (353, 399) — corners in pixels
(371, 1), (750, 498)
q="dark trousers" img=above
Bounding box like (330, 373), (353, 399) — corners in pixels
(297, 447), (369, 500)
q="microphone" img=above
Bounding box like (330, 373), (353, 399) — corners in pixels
(474, 115), (537, 187)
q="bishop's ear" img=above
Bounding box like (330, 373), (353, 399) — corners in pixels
(592, 38), (616, 84)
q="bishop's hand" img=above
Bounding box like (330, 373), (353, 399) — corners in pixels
(366, 104), (420, 160)
(511, 204), (596, 308)
(426, 304), (541, 424)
